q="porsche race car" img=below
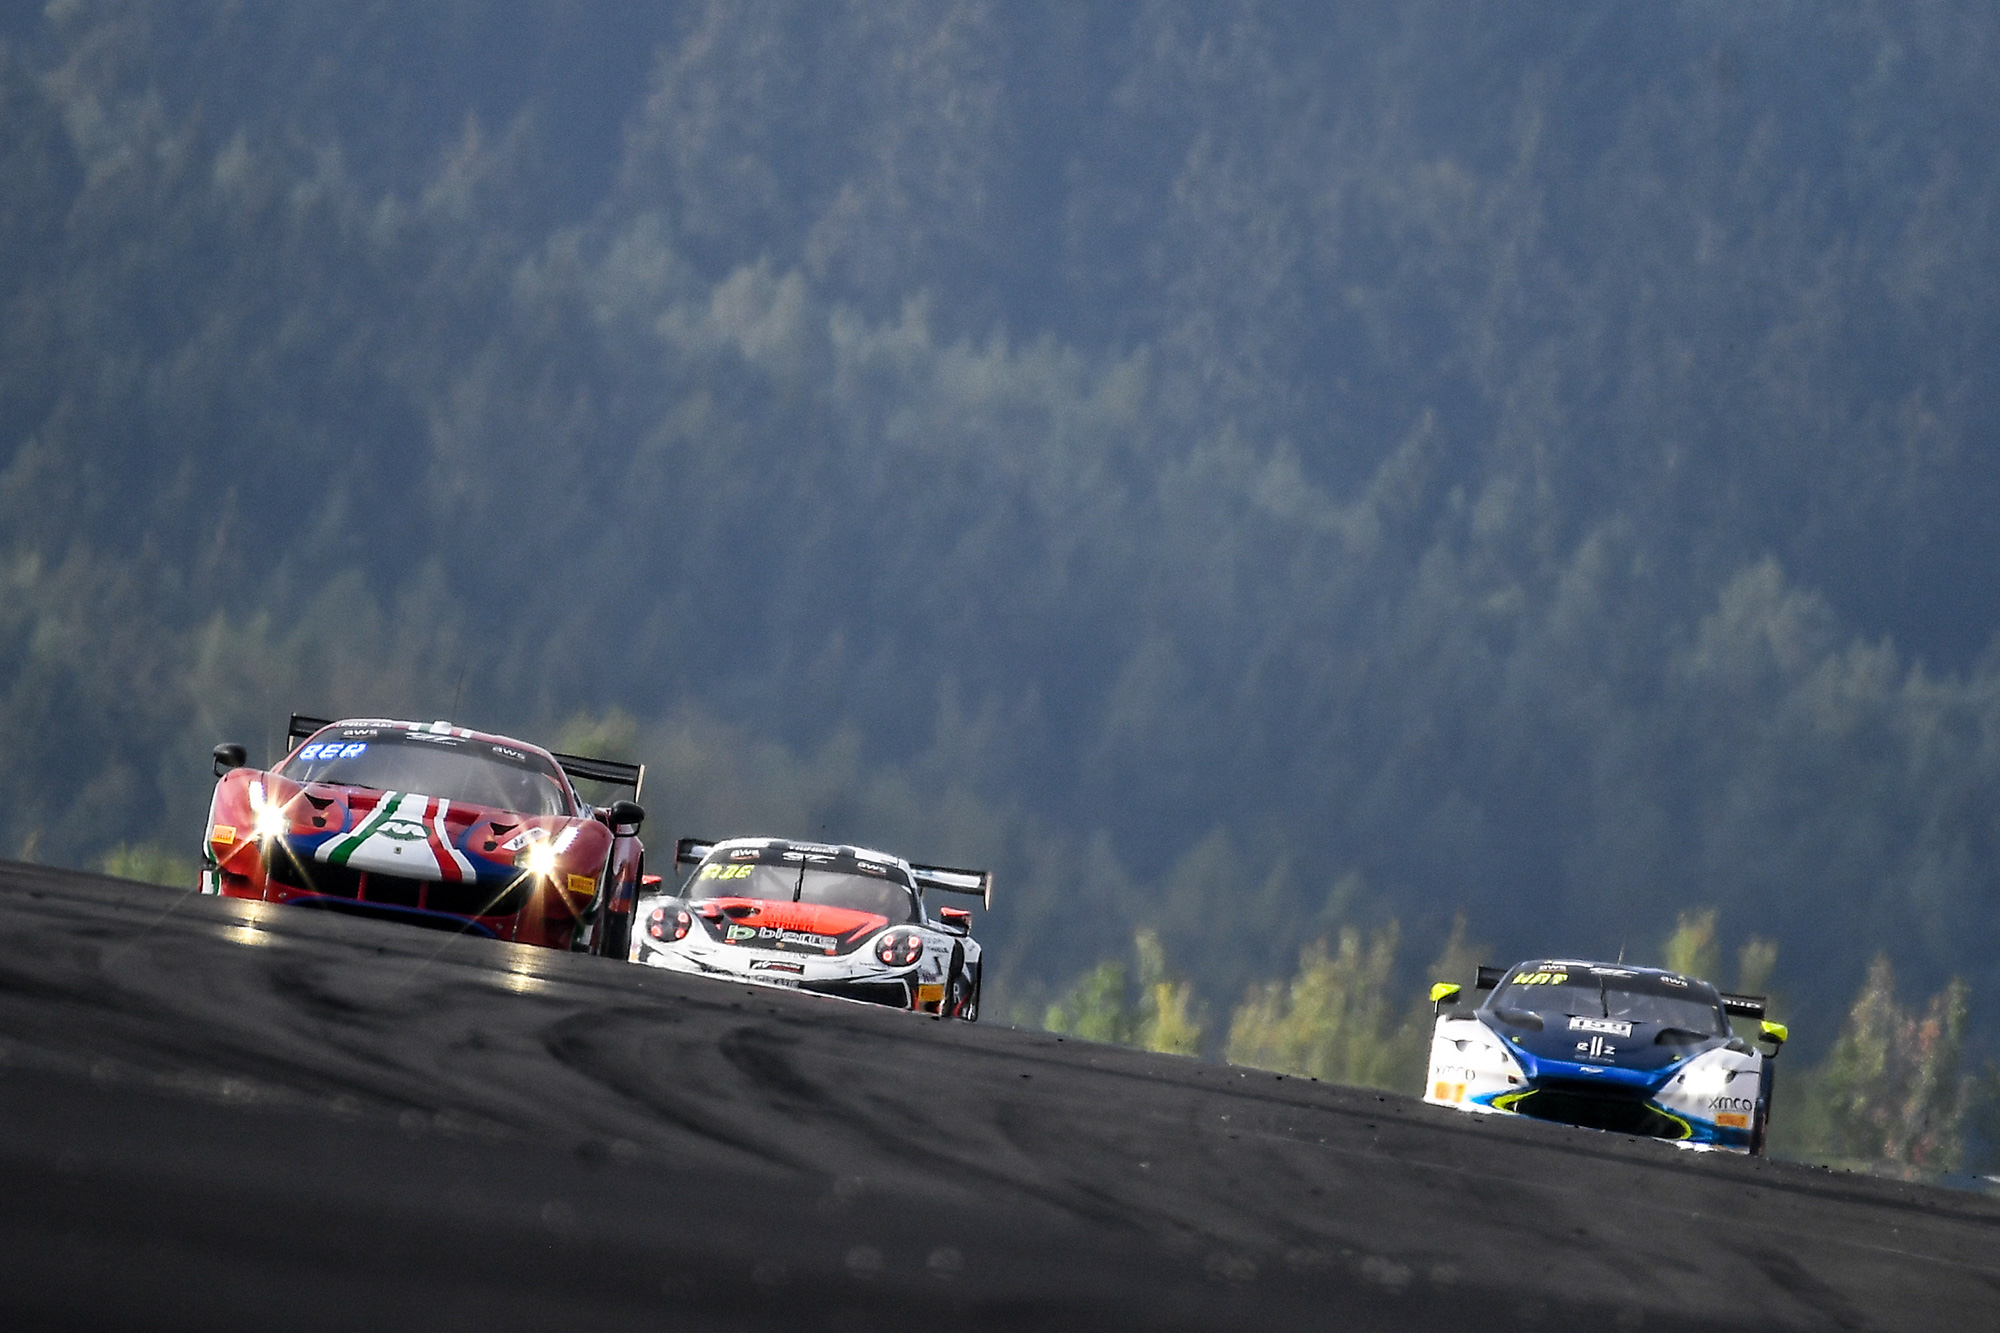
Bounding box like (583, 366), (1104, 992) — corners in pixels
(1424, 959), (1788, 1154)
(630, 837), (988, 1018)
(202, 715), (647, 953)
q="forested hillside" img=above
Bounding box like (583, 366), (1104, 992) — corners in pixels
(5, 1), (2000, 1085)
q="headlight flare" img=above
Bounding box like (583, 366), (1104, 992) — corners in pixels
(253, 802), (290, 841)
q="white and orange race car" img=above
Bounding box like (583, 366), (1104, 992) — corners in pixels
(631, 837), (988, 1018)
(201, 714), (646, 954)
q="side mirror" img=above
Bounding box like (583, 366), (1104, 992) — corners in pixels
(607, 800), (645, 835)
(213, 743), (247, 779)
(1430, 982), (1462, 1016)
(938, 906), (972, 935)
(1758, 1019), (1788, 1057)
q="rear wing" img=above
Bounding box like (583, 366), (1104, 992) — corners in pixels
(287, 713), (643, 798)
(549, 751), (644, 798)
(1475, 965), (1507, 991)
(1720, 992), (1768, 1021)
(675, 840), (991, 909)
(911, 863), (992, 911)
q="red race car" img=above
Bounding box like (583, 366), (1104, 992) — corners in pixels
(201, 715), (646, 954)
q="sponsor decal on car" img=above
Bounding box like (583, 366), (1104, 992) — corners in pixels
(1513, 970), (1569, 986)
(751, 960), (806, 974)
(566, 873), (596, 896)
(298, 742), (369, 761)
(210, 824), (236, 846)
(719, 922), (841, 952)
(1715, 1112), (1752, 1130)
(1568, 1017), (1632, 1036)
(1706, 1094), (1756, 1114)
(1574, 1035), (1620, 1060)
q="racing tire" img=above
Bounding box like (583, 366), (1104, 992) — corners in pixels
(941, 947), (968, 1020)
(948, 959), (981, 1023)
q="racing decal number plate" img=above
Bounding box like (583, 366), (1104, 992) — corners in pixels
(1568, 1017), (1632, 1036)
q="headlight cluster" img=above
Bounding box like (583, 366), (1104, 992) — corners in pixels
(248, 783), (290, 841)
(646, 906), (692, 942)
(521, 842), (558, 879)
(1679, 1059), (1738, 1100)
(874, 929), (923, 967)
(253, 802), (290, 841)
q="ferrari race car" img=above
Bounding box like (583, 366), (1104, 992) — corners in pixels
(202, 714), (646, 953)
(631, 837), (989, 1019)
(1424, 959), (1789, 1154)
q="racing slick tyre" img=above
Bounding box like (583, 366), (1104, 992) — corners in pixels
(946, 956), (981, 1023)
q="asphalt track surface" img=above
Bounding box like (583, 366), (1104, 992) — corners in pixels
(2, 863), (1997, 1331)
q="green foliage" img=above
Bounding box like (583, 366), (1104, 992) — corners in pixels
(1042, 931), (1206, 1056)
(1043, 960), (1135, 1046)
(1134, 930), (1206, 1057)
(1773, 956), (1972, 1178)
(1663, 909), (1721, 983)
(1736, 937), (1780, 997)
(100, 843), (197, 889)
(1966, 1061), (2000, 1176)
(1223, 914), (1481, 1092)
(3, 2), (2000, 1042)
(1226, 924), (1415, 1090)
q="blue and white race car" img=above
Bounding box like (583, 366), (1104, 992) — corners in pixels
(1424, 959), (1788, 1154)
(629, 837), (989, 1019)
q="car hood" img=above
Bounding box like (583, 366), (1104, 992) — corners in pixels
(1478, 1010), (1727, 1090)
(690, 897), (890, 956)
(258, 774), (608, 886)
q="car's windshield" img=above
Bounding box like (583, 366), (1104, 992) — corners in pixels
(279, 729), (572, 816)
(1490, 965), (1727, 1034)
(687, 856), (918, 922)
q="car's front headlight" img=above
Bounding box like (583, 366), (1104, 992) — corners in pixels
(1680, 1059), (1734, 1101)
(253, 799), (289, 842)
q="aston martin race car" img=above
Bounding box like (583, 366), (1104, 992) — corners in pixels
(201, 715), (646, 953)
(630, 837), (989, 1019)
(1424, 959), (1788, 1154)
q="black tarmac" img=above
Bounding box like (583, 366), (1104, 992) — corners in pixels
(1, 861), (1995, 1331)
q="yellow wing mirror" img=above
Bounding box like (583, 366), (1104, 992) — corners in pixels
(1429, 982), (1462, 1015)
(1758, 1019), (1788, 1056)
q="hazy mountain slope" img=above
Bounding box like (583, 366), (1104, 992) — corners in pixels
(3, 0), (1999, 1032)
